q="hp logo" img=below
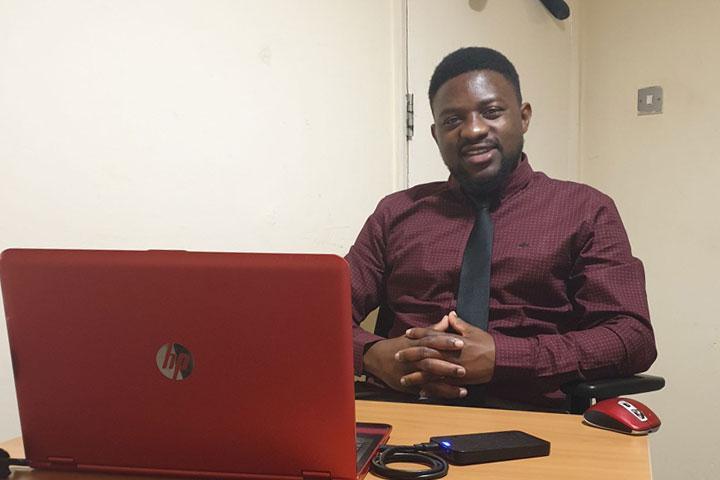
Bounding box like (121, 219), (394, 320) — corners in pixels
(156, 343), (194, 381)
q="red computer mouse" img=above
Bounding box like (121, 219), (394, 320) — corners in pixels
(583, 397), (661, 435)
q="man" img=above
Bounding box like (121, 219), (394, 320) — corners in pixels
(347, 47), (657, 411)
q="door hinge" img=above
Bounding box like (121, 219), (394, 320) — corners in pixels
(406, 92), (414, 140)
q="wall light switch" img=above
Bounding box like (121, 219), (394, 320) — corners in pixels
(637, 86), (663, 115)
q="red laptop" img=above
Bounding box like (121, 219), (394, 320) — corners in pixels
(0, 249), (390, 479)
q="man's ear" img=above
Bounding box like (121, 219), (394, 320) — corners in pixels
(431, 123), (438, 145)
(520, 102), (532, 134)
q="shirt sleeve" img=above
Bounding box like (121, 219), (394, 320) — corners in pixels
(490, 196), (657, 392)
(345, 201), (388, 375)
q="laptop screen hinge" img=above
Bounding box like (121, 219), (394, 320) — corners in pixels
(302, 470), (332, 480)
(47, 456), (77, 466)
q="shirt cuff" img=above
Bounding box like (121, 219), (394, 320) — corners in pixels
(490, 333), (537, 382)
(352, 327), (384, 376)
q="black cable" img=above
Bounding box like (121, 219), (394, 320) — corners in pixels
(0, 449), (29, 478)
(370, 442), (448, 480)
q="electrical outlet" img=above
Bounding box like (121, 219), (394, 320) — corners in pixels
(637, 86), (663, 115)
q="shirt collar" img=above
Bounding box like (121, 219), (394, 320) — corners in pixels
(448, 153), (533, 206)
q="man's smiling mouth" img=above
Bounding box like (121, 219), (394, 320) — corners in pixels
(461, 144), (498, 165)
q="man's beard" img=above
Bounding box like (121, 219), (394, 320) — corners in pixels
(451, 142), (523, 199)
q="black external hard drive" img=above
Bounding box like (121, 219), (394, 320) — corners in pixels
(430, 430), (550, 465)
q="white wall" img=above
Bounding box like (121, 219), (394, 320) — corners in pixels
(0, 0), (405, 438)
(578, 1), (720, 479)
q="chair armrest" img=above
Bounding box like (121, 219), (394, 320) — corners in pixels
(562, 374), (665, 399)
(561, 374), (665, 414)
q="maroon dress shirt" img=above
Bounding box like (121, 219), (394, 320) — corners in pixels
(346, 155), (657, 408)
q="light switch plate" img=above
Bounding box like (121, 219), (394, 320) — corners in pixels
(637, 86), (663, 115)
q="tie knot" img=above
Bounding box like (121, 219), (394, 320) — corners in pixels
(471, 198), (490, 212)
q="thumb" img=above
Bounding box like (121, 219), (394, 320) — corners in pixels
(431, 314), (450, 331)
(448, 311), (473, 335)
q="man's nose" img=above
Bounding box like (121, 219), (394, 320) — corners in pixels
(460, 113), (489, 140)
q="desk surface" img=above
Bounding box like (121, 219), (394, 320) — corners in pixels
(1, 400), (650, 480)
(357, 400), (650, 480)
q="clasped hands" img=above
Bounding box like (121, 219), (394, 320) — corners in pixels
(363, 311), (496, 400)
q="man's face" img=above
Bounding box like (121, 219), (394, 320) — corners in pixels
(431, 70), (532, 192)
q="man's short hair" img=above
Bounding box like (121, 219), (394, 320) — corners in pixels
(428, 47), (522, 107)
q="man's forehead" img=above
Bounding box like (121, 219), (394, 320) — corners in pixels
(432, 70), (515, 112)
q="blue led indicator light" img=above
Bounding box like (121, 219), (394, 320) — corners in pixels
(441, 441), (451, 448)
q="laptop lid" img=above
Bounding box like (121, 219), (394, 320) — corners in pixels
(0, 248), (376, 480)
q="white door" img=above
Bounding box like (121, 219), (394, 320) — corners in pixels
(406, 0), (579, 186)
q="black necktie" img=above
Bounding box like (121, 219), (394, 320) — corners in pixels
(456, 200), (493, 331)
(453, 199), (493, 406)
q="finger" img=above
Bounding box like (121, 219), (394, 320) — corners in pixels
(405, 314), (448, 339)
(448, 310), (474, 335)
(419, 382), (468, 400)
(400, 368), (466, 389)
(395, 346), (443, 363)
(413, 335), (464, 351)
(405, 326), (444, 339)
(431, 314), (450, 331)
(400, 359), (466, 383)
(399, 370), (438, 388)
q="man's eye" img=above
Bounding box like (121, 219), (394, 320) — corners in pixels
(443, 116), (461, 127)
(483, 108), (503, 119)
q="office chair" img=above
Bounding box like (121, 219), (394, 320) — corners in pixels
(355, 308), (665, 414)
(355, 373), (665, 414)
(561, 374), (664, 414)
